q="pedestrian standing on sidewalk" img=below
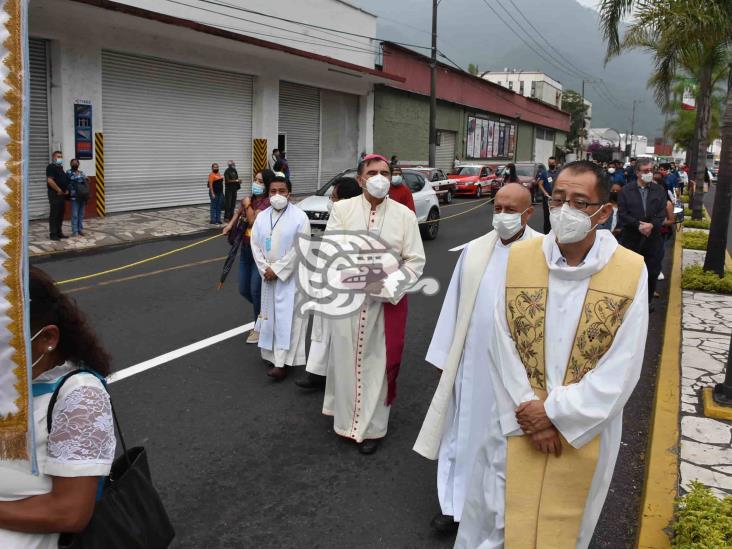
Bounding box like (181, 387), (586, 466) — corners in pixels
(251, 172), (310, 380)
(223, 169), (273, 344)
(223, 160), (241, 222)
(46, 151), (69, 241)
(66, 159), (90, 237)
(388, 166), (416, 212)
(536, 157), (559, 234)
(274, 152), (290, 183)
(208, 163), (224, 225)
(296, 176), (363, 391)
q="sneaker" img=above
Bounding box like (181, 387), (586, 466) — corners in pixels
(246, 330), (259, 344)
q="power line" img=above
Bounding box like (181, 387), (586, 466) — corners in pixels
(175, 0), (433, 51)
(164, 0), (384, 55)
(500, 0), (627, 109)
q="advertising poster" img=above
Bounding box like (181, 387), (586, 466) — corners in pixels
(487, 121), (495, 158)
(496, 122), (506, 157)
(508, 124), (516, 157)
(480, 119), (489, 158)
(466, 116), (476, 158)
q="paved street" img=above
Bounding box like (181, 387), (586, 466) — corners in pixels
(31, 198), (668, 548)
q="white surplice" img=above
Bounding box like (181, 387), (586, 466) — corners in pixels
(306, 313), (330, 377)
(456, 230), (649, 549)
(252, 204), (311, 368)
(322, 195), (425, 442)
(426, 229), (536, 522)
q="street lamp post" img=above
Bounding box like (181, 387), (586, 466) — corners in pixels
(713, 333), (732, 406)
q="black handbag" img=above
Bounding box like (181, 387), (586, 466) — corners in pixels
(46, 369), (175, 549)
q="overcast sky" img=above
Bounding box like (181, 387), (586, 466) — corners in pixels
(576, 0), (599, 9)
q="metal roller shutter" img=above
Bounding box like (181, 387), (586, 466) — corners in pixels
(102, 51), (253, 213)
(279, 82), (320, 194)
(29, 39), (50, 219)
(435, 131), (456, 172)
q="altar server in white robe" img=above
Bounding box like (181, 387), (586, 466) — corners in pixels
(296, 177), (363, 390)
(323, 154), (425, 455)
(414, 184), (541, 535)
(457, 160), (649, 549)
(252, 172), (310, 381)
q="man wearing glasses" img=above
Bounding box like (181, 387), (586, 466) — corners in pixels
(457, 161), (649, 549)
(617, 157), (668, 311)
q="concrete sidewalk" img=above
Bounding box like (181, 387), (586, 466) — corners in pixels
(29, 205), (223, 256)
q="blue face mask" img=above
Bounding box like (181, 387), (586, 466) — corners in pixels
(54, 158), (63, 166)
(252, 182), (265, 196)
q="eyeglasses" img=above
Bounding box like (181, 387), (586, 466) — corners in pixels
(549, 197), (604, 211)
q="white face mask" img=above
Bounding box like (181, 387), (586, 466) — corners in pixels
(607, 168), (616, 174)
(549, 203), (604, 244)
(365, 174), (390, 199)
(326, 200), (334, 213)
(270, 194), (288, 211)
(492, 210), (527, 241)
(391, 175), (403, 186)
(30, 328), (49, 369)
(640, 172), (654, 184)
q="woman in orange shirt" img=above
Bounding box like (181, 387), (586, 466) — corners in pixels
(208, 163), (225, 224)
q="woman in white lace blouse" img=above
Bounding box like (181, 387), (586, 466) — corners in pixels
(0, 267), (116, 548)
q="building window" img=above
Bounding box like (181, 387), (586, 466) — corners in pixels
(531, 81), (536, 98)
(508, 81), (514, 90)
(519, 81), (524, 95)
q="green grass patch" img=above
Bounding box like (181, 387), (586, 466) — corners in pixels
(671, 482), (732, 548)
(684, 208), (709, 219)
(684, 218), (711, 230)
(682, 231), (709, 250)
(681, 265), (732, 293)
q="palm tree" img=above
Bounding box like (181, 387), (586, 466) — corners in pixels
(600, 0), (732, 275)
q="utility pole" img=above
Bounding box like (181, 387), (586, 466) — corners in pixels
(579, 79), (595, 160)
(629, 99), (641, 157)
(429, 0), (438, 167)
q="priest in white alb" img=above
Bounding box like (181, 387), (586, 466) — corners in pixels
(322, 154), (425, 455)
(251, 173), (310, 381)
(456, 161), (649, 549)
(413, 184), (540, 534)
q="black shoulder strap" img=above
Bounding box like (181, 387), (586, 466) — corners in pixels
(46, 368), (107, 433)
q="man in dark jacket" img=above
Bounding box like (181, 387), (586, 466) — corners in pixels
(618, 158), (668, 310)
(46, 150), (69, 240)
(223, 160), (241, 221)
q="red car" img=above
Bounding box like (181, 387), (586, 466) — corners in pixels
(449, 165), (496, 198)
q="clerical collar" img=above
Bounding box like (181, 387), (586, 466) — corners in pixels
(361, 194), (389, 211)
(543, 230), (619, 281)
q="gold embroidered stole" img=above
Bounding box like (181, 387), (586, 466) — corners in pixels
(503, 237), (643, 548)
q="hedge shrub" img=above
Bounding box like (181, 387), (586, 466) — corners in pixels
(684, 218), (711, 230)
(681, 266), (732, 293)
(682, 231), (709, 250)
(671, 482), (732, 548)
(684, 208), (709, 219)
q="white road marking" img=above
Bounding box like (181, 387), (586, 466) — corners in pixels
(107, 322), (256, 384)
(449, 242), (469, 252)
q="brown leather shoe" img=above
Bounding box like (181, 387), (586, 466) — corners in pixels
(267, 366), (287, 381)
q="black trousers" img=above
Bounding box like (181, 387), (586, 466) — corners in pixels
(48, 190), (65, 238)
(541, 194), (551, 234)
(224, 184), (238, 220)
(622, 232), (664, 303)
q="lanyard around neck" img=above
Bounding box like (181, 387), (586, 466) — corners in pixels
(270, 206), (288, 234)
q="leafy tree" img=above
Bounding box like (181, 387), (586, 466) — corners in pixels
(561, 90), (589, 152)
(467, 63), (480, 76)
(600, 0), (732, 275)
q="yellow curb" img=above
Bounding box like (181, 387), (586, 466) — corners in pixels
(702, 387), (732, 421)
(636, 232), (682, 549)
